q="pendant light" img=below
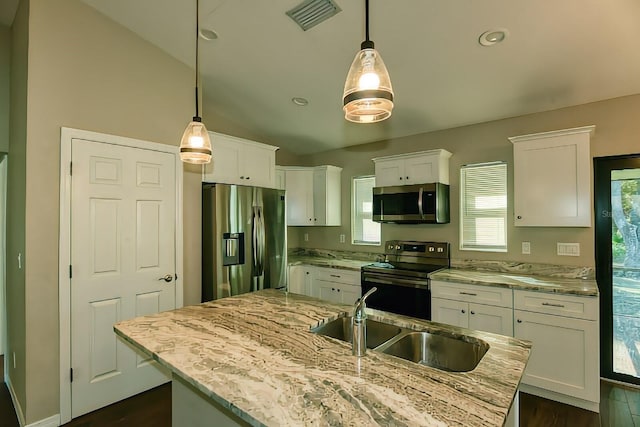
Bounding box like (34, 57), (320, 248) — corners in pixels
(342, 0), (394, 123)
(180, 0), (212, 164)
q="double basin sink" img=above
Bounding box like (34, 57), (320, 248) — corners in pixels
(311, 315), (489, 372)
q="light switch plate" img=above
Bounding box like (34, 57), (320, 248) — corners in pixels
(522, 242), (531, 255)
(339, 234), (346, 243)
(557, 242), (580, 256)
(304, 233), (309, 242)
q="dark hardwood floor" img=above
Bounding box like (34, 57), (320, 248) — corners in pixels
(1, 355), (639, 427)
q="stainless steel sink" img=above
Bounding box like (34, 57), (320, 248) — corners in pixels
(311, 316), (403, 349)
(312, 316), (489, 372)
(377, 331), (489, 372)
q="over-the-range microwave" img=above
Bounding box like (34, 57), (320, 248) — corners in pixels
(372, 182), (450, 224)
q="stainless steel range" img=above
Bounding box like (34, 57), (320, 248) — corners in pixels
(361, 240), (450, 320)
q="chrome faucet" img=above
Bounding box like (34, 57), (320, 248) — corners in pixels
(352, 287), (377, 357)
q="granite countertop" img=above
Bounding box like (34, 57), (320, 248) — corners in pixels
(115, 289), (531, 427)
(430, 268), (599, 297)
(288, 255), (372, 271)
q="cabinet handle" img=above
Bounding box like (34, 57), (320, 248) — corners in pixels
(517, 319), (522, 323)
(459, 292), (477, 296)
(331, 288), (335, 291)
(542, 302), (565, 308)
(470, 311), (475, 315)
(517, 215), (522, 219)
(461, 309), (466, 314)
(240, 176), (245, 179)
(330, 274), (341, 278)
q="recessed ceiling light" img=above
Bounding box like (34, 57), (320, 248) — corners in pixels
(479, 28), (508, 46)
(199, 28), (218, 40)
(292, 97), (309, 106)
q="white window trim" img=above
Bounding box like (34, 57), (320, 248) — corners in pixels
(351, 175), (381, 246)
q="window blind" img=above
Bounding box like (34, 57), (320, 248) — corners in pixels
(352, 176), (380, 245)
(460, 162), (507, 252)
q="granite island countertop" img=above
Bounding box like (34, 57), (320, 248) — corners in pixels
(115, 289), (531, 427)
(429, 268), (598, 297)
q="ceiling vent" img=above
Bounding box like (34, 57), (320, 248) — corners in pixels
(286, 0), (342, 31)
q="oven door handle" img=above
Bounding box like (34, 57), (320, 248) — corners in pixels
(364, 275), (430, 290)
(418, 187), (424, 217)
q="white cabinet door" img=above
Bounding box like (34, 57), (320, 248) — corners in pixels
(404, 154), (438, 184)
(240, 144), (275, 188)
(204, 136), (240, 184)
(510, 126), (593, 227)
(316, 280), (342, 303)
(514, 309), (599, 402)
(312, 166), (342, 226)
(285, 169), (314, 226)
(287, 266), (305, 295)
(275, 167), (286, 190)
(469, 303), (513, 336)
(431, 298), (468, 328)
(374, 158), (405, 186)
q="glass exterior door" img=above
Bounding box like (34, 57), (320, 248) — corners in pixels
(595, 155), (640, 385)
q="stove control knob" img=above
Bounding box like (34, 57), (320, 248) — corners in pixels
(395, 245), (401, 250)
(437, 247), (444, 253)
(428, 247), (435, 252)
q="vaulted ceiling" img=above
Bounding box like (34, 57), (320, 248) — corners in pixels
(6, 1), (640, 154)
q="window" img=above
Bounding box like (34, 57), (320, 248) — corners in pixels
(352, 176), (381, 245)
(460, 162), (507, 252)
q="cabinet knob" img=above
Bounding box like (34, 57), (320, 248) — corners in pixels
(246, 176), (250, 180)
(517, 215), (522, 219)
(461, 309), (466, 314)
(305, 272), (309, 275)
(406, 176), (409, 179)
(470, 311), (475, 315)
(240, 176), (245, 179)
(314, 218), (317, 221)
(517, 319), (522, 323)
(337, 289), (341, 292)
(399, 177), (403, 180)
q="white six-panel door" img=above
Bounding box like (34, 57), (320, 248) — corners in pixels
(70, 139), (176, 417)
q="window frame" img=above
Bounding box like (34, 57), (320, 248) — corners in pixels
(351, 175), (381, 246)
(459, 162), (508, 252)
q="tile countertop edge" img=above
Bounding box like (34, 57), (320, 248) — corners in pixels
(114, 290), (531, 427)
(429, 268), (599, 297)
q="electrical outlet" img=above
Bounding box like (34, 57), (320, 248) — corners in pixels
(304, 233), (309, 242)
(522, 242), (531, 255)
(557, 242), (580, 256)
(339, 234), (346, 243)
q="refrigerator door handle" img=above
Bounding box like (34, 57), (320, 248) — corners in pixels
(253, 206), (265, 276)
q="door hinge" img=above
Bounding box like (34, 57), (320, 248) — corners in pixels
(69, 161), (72, 176)
(69, 265), (72, 279)
(70, 368), (73, 383)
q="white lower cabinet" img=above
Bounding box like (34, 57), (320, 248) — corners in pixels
(514, 290), (599, 411)
(431, 281), (514, 336)
(314, 267), (361, 305)
(287, 265), (313, 296)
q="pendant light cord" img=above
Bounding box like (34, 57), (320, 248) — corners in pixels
(365, 0), (370, 42)
(195, 0), (200, 119)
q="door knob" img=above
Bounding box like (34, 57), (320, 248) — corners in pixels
(158, 274), (173, 283)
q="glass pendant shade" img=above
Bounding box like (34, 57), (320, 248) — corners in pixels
(343, 47), (394, 123)
(179, 118), (212, 164)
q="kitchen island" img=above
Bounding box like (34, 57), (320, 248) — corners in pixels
(114, 289), (531, 426)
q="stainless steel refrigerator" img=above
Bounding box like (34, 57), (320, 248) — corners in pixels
(202, 183), (287, 301)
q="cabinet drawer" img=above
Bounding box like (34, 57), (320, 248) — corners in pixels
(431, 280), (513, 308)
(514, 290), (598, 320)
(314, 268), (360, 285)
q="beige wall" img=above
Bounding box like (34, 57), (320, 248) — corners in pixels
(0, 24), (9, 153)
(6, 0), (28, 417)
(14, 0), (198, 422)
(291, 94), (640, 267)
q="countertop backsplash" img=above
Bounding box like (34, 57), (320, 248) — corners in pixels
(288, 247), (595, 280)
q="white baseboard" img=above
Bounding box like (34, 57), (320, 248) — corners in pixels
(6, 376), (26, 426)
(6, 376), (61, 427)
(25, 414), (61, 427)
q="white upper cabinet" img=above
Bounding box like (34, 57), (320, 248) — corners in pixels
(372, 149), (452, 186)
(202, 132), (278, 188)
(509, 126), (594, 227)
(281, 165), (342, 226)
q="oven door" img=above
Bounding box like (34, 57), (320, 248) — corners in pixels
(361, 272), (431, 320)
